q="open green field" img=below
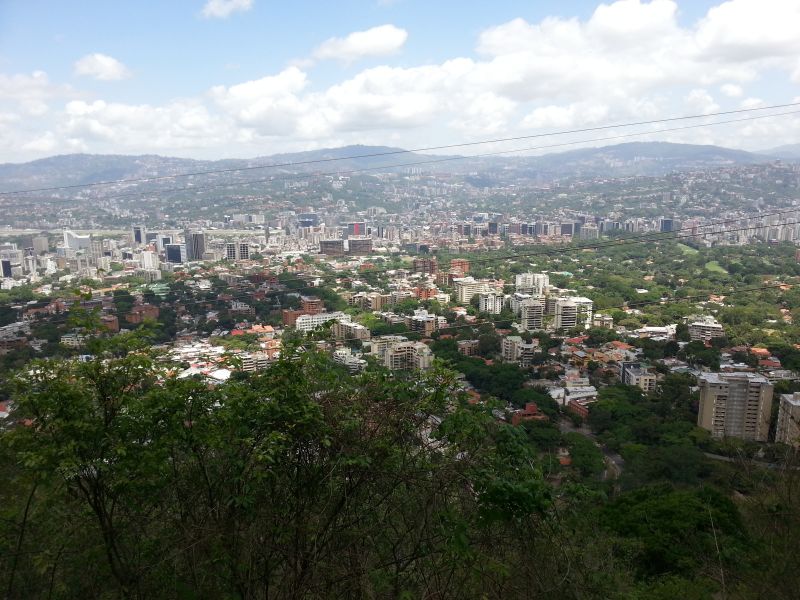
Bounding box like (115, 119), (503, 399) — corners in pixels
(705, 260), (728, 274)
(677, 243), (699, 255)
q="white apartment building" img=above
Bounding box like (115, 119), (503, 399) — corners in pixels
(515, 272), (550, 295)
(689, 316), (726, 341)
(554, 296), (593, 330)
(478, 292), (507, 314)
(453, 276), (492, 304)
(295, 311), (350, 332)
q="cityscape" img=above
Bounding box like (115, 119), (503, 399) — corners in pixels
(2, 0), (800, 598)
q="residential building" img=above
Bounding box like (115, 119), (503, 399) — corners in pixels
(413, 257), (438, 274)
(621, 362), (657, 393)
(515, 272), (549, 295)
(453, 276), (491, 304)
(478, 292), (506, 314)
(294, 311), (349, 332)
(689, 316), (726, 341)
(776, 392), (800, 447)
(384, 341), (433, 371)
(697, 372), (774, 441)
(331, 320), (371, 341)
(520, 298), (544, 331)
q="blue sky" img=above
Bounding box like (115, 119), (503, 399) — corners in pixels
(0, 0), (798, 161)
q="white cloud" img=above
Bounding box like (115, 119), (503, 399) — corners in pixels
(312, 25), (408, 63)
(685, 89), (720, 114)
(6, 0), (800, 161)
(74, 53), (131, 81)
(720, 83), (743, 97)
(201, 0), (253, 19)
(22, 131), (58, 153)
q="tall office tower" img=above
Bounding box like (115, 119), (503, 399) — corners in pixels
(520, 298), (544, 331)
(224, 241), (250, 261)
(132, 226), (146, 245)
(659, 217), (675, 233)
(346, 222), (367, 238)
(89, 240), (105, 264)
(140, 250), (160, 270)
(346, 237), (373, 255)
(158, 236), (173, 252)
(185, 231), (206, 261)
(1, 259), (12, 278)
(319, 239), (345, 256)
(165, 244), (186, 264)
(697, 373), (774, 442)
(32, 235), (49, 254)
(63, 229), (92, 250)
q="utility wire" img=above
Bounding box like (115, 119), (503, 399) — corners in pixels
(55, 110), (800, 203)
(2, 101), (798, 197)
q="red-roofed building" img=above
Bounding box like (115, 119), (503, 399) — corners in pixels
(512, 402), (548, 426)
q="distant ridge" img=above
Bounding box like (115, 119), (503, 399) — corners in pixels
(0, 141), (779, 192)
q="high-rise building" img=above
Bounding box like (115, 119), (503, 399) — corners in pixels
(347, 237), (373, 255)
(63, 229), (91, 250)
(1, 259), (12, 278)
(165, 244), (186, 264)
(32, 235), (49, 254)
(140, 250), (160, 270)
(659, 217), (675, 233)
(554, 299), (578, 330)
(515, 273), (549, 295)
(553, 296), (593, 330)
(346, 222), (367, 237)
(225, 241), (250, 261)
(413, 257), (438, 274)
(520, 299), (544, 331)
(478, 292), (506, 315)
(132, 226), (146, 245)
(453, 277), (492, 304)
(319, 239), (345, 256)
(185, 232), (206, 261)
(697, 373), (774, 441)
(776, 392), (800, 447)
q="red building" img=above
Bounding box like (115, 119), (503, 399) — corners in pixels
(511, 402), (548, 426)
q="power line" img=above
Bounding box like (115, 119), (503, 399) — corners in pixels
(57, 109), (800, 205)
(2, 104), (798, 199)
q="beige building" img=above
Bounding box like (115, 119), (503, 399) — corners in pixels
(698, 372), (773, 441)
(453, 276), (491, 304)
(776, 392), (800, 447)
(689, 316), (726, 342)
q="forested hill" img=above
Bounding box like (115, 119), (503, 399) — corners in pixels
(0, 141), (777, 192)
(2, 332), (799, 598)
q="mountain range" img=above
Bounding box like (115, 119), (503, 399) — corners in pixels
(0, 141), (786, 193)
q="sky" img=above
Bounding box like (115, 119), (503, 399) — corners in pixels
(0, 0), (799, 163)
